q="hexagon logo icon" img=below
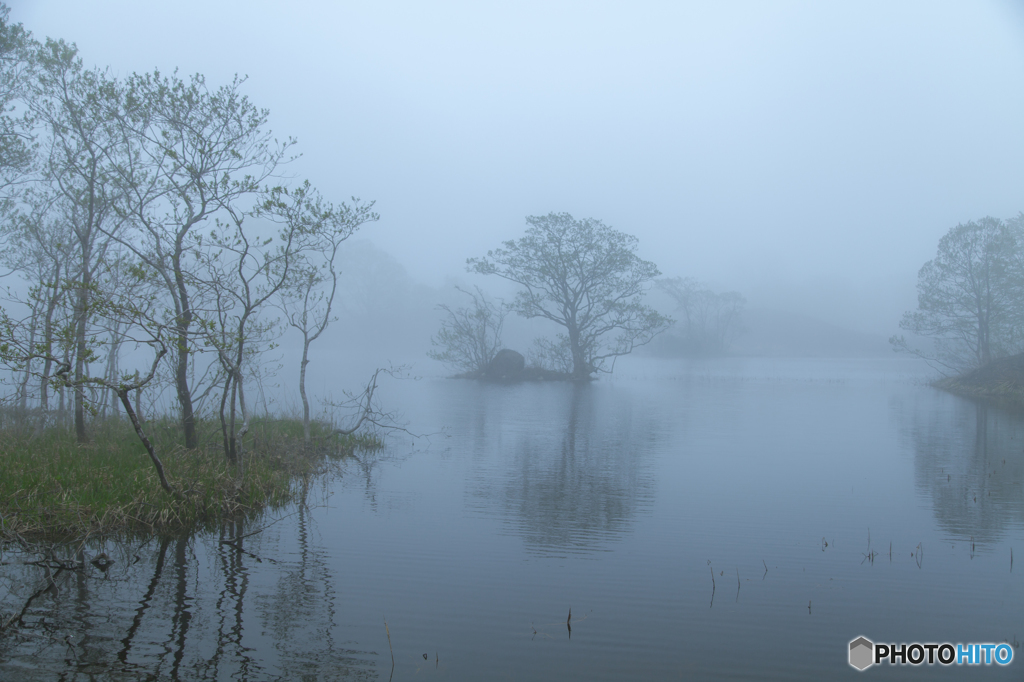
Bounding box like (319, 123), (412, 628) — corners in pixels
(849, 636), (874, 670)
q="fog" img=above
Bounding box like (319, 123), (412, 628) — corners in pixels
(10, 0), (1024, 359)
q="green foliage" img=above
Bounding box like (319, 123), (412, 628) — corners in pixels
(0, 4), (34, 189)
(892, 215), (1024, 371)
(469, 212), (670, 378)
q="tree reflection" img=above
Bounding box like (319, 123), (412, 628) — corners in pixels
(0, 514), (378, 680)
(474, 382), (657, 555)
(908, 397), (1024, 544)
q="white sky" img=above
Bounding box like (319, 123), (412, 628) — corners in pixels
(10, 0), (1024, 335)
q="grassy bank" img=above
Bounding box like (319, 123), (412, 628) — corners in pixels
(933, 352), (1024, 411)
(0, 416), (376, 541)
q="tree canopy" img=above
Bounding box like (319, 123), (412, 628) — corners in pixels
(468, 212), (669, 379)
(0, 5), (382, 462)
(892, 215), (1024, 371)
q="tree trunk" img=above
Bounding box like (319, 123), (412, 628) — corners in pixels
(219, 371), (232, 462)
(38, 263), (60, 417)
(300, 334), (311, 445)
(18, 313), (36, 414)
(134, 371), (143, 425)
(568, 325), (588, 380)
(175, 329), (197, 449)
(118, 388), (176, 496)
(228, 376), (238, 464)
(73, 279), (89, 442)
(173, 256), (198, 449)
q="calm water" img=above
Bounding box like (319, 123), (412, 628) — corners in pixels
(2, 357), (1022, 680)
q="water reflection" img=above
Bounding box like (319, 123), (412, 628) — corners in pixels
(0, 506), (378, 680)
(464, 383), (657, 555)
(907, 395), (1024, 545)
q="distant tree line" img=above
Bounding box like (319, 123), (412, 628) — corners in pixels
(892, 214), (1024, 372)
(654, 277), (745, 356)
(0, 5), (379, 458)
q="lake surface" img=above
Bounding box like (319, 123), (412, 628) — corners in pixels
(2, 357), (1022, 680)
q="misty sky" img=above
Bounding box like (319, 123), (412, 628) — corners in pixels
(11, 0), (1024, 335)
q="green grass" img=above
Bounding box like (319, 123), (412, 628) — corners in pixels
(0, 415), (377, 541)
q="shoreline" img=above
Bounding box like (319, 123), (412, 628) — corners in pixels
(932, 352), (1024, 412)
(0, 416), (376, 543)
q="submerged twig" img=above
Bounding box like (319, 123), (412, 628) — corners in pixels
(862, 528), (877, 565)
(385, 617), (395, 682)
(708, 560), (716, 608)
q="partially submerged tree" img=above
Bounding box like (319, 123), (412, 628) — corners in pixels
(891, 216), (1024, 372)
(468, 212), (669, 379)
(427, 285), (509, 374)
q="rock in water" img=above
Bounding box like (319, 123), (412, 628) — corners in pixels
(485, 349), (525, 379)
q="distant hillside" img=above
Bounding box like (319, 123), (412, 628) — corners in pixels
(731, 308), (891, 357)
(647, 307), (892, 358)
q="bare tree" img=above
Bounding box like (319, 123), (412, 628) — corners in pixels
(427, 286), (509, 374)
(277, 183), (378, 444)
(528, 334), (573, 373)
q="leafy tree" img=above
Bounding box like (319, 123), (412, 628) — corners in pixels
(197, 184), (317, 463)
(468, 212), (669, 379)
(0, 3), (34, 193)
(428, 285), (509, 373)
(30, 40), (131, 442)
(891, 216), (1024, 371)
(106, 70), (294, 449)
(276, 183), (378, 445)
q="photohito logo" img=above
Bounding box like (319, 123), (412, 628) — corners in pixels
(849, 636), (1014, 671)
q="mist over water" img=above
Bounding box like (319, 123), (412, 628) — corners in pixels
(2, 3), (1024, 679)
(4, 357), (1021, 680)
(11, 1), (1024, 344)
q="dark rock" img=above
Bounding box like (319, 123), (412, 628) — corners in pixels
(485, 349), (525, 379)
